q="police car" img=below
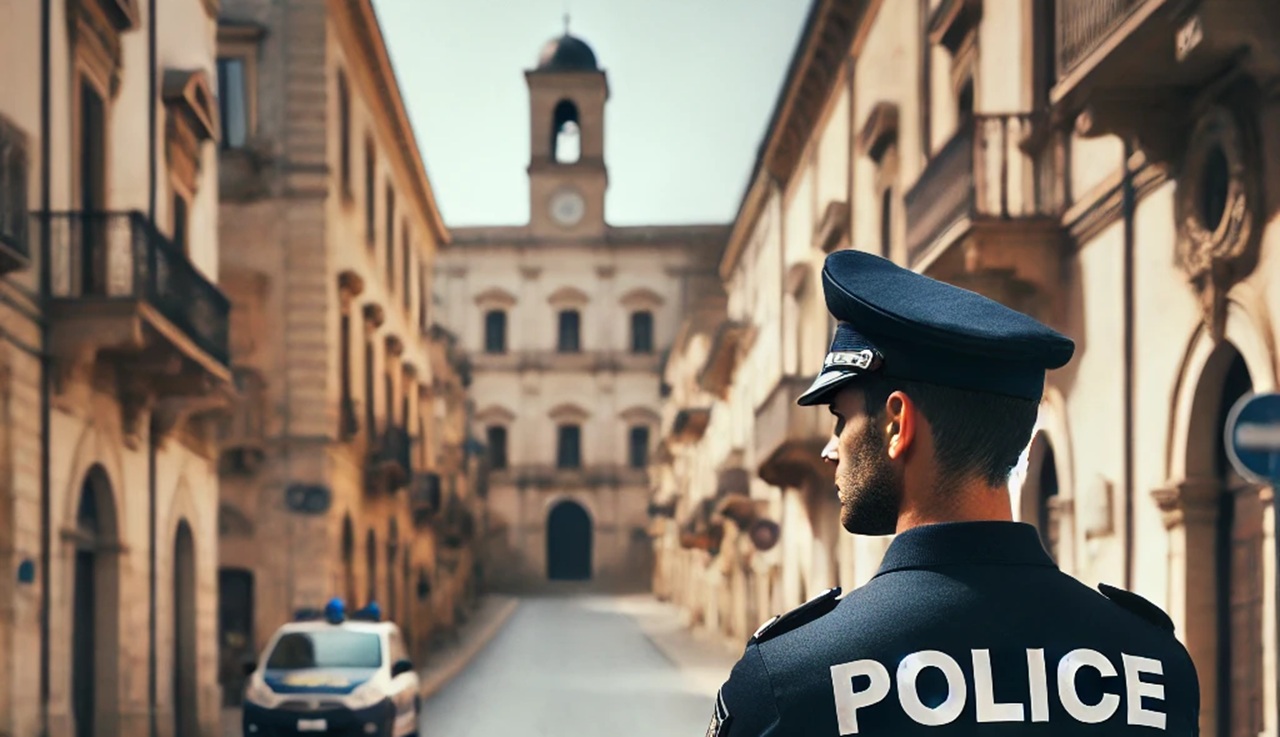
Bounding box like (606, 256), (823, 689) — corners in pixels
(241, 599), (421, 737)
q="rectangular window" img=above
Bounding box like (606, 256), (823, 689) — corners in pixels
(419, 264), (430, 334)
(172, 194), (189, 253)
(484, 311), (506, 354)
(557, 310), (580, 353)
(364, 138), (376, 246)
(628, 426), (649, 469)
(402, 226), (411, 311)
(556, 425), (581, 469)
(339, 312), (354, 438)
(879, 187), (893, 256)
(80, 81), (106, 295)
(402, 379), (412, 434)
(217, 56), (248, 149)
(630, 311), (653, 353)
(384, 368), (395, 428)
(363, 336), (375, 436)
(337, 69), (351, 195)
(0, 118), (29, 254)
(385, 185), (396, 288)
(486, 426), (508, 470)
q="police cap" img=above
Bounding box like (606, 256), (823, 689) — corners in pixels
(796, 250), (1075, 406)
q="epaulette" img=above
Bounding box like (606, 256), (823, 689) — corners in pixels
(1097, 583), (1174, 632)
(750, 587), (841, 644)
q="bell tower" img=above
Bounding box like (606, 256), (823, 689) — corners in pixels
(525, 24), (608, 237)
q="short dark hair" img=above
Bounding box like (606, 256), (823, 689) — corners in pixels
(860, 376), (1039, 487)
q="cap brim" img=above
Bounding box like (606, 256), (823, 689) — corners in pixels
(795, 370), (861, 407)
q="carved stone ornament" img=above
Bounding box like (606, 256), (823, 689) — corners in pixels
(1175, 104), (1262, 341)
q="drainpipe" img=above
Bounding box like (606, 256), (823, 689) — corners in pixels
(38, 0), (53, 733)
(1121, 139), (1136, 591)
(147, 0), (159, 734)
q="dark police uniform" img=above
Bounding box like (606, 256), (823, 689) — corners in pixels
(707, 251), (1200, 736)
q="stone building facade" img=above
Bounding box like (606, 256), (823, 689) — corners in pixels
(651, 2), (1280, 736)
(436, 32), (728, 592)
(1, 1), (232, 736)
(213, 0), (478, 702)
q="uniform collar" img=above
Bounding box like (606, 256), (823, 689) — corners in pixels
(873, 521), (1056, 577)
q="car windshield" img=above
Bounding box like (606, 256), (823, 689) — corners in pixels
(265, 631), (382, 670)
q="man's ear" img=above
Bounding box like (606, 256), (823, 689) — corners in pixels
(884, 390), (916, 460)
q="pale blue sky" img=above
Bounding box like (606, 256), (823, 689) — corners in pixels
(370, 0), (811, 227)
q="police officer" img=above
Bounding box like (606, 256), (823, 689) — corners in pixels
(706, 250), (1200, 736)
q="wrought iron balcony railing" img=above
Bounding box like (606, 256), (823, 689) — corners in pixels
(369, 425), (412, 475)
(1055, 0), (1148, 79)
(41, 210), (230, 365)
(904, 114), (1065, 266)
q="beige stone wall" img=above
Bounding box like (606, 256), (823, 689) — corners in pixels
(214, 0), (472, 707)
(0, 0), (228, 734)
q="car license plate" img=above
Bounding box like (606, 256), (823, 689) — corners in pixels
(297, 718), (327, 732)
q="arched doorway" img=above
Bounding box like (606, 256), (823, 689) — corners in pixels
(546, 500), (591, 580)
(341, 515), (356, 605)
(1020, 434), (1061, 561)
(173, 520), (198, 737)
(217, 568), (254, 706)
(1182, 342), (1263, 737)
(1210, 350), (1261, 737)
(71, 466), (118, 737)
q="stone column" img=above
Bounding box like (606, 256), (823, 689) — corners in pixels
(1153, 476), (1221, 737)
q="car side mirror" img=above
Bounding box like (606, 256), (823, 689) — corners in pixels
(242, 661), (257, 677)
(391, 658), (414, 678)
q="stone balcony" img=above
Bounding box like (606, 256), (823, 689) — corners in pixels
(903, 114), (1068, 320)
(40, 210), (232, 442)
(469, 349), (663, 374)
(1053, 0), (1280, 162)
(410, 471), (442, 526)
(753, 375), (833, 489)
(366, 424), (412, 492)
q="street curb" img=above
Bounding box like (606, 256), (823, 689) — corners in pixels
(418, 598), (520, 700)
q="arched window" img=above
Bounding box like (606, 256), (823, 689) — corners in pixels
(557, 310), (580, 353)
(484, 310), (506, 354)
(630, 311), (653, 354)
(551, 99), (581, 164)
(486, 425), (508, 470)
(628, 425), (650, 469)
(556, 424), (581, 469)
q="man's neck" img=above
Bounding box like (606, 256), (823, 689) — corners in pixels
(895, 478), (1014, 535)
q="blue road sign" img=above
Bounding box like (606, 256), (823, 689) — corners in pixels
(1225, 392), (1280, 484)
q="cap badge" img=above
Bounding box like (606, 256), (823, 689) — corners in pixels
(823, 349), (879, 371)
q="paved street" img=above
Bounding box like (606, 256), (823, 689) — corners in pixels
(420, 594), (736, 736)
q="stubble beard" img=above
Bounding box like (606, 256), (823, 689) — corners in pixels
(835, 416), (903, 536)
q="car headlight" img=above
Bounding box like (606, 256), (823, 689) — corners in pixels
(346, 682), (385, 711)
(244, 677), (282, 709)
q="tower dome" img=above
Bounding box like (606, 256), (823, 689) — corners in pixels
(536, 33), (599, 72)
